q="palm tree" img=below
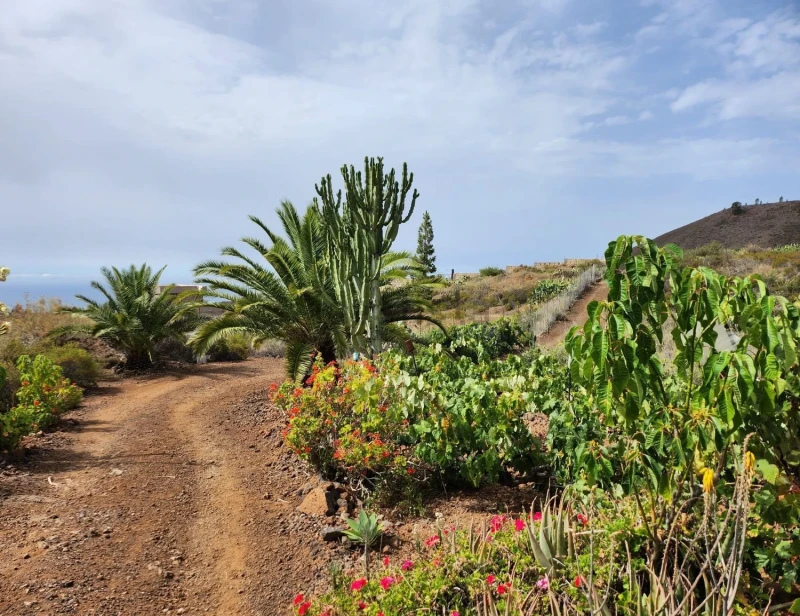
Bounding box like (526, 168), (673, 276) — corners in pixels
(190, 201), (444, 380)
(51, 264), (196, 369)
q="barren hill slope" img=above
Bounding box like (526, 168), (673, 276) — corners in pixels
(654, 200), (800, 250)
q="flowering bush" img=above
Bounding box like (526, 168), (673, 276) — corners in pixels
(291, 458), (764, 615)
(273, 347), (566, 491)
(276, 358), (411, 491)
(0, 354), (82, 452)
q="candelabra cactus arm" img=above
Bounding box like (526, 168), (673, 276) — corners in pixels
(314, 157), (419, 358)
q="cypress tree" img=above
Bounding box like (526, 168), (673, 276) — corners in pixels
(416, 211), (436, 275)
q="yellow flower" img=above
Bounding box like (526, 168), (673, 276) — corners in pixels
(702, 469), (715, 493)
(744, 451), (756, 471)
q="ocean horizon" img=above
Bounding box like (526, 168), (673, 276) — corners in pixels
(1, 279), (102, 307)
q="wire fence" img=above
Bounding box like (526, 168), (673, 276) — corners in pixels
(518, 265), (603, 339)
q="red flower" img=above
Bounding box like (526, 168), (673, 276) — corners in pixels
(425, 535), (440, 548)
(269, 383), (278, 393)
(489, 514), (507, 532)
(383, 556), (390, 567)
(486, 574), (496, 585)
(574, 576), (583, 588)
(407, 467), (416, 475)
(293, 594), (305, 606)
(293, 388), (303, 397)
(350, 578), (367, 591)
(532, 511), (542, 522)
(514, 519), (525, 532)
(401, 559), (414, 571)
(577, 514), (588, 526)
(357, 601), (368, 610)
(497, 583), (508, 595)
(33, 400), (41, 407)
(298, 601), (311, 615)
(380, 576), (395, 590)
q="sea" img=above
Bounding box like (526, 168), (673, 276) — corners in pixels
(1, 278), (103, 308)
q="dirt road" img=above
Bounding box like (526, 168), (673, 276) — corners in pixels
(0, 359), (329, 616)
(536, 282), (607, 348)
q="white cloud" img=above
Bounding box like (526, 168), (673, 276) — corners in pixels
(1, 0), (798, 276)
(603, 115), (632, 126)
(514, 136), (792, 180)
(671, 9), (800, 120)
(571, 21), (607, 37)
(672, 71), (800, 120)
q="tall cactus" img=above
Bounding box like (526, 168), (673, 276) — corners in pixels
(315, 157), (418, 357)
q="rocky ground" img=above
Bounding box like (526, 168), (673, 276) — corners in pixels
(0, 358), (545, 616)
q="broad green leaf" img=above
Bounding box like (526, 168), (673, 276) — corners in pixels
(755, 459), (780, 484)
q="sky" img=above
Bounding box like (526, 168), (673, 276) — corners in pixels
(2, 0), (800, 304)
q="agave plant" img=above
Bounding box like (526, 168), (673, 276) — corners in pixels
(343, 510), (385, 577)
(190, 201), (444, 380)
(526, 495), (574, 575)
(50, 264), (196, 369)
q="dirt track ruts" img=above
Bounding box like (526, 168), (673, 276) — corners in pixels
(0, 358), (323, 616)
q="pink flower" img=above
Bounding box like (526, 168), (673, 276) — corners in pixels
(486, 574), (496, 585)
(451, 612), (460, 616)
(574, 576), (583, 588)
(514, 519), (525, 532)
(380, 576), (395, 591)
(298, 602), (311, 616)
(293, 594), (305, 606)
(350, 578), (368, 591)
(425, 535), (440, 548)
(577, 514), (588, 526)
(532, 511), (542, 522)
(497, 584), (508, 595)
(489, 514), (507, 532)
(401, 559), (414, 571)
(536, 577), (549, 590)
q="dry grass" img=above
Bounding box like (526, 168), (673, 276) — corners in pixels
(432, 261), (602, 324)
(2, 297), (80, 349)
(681, 243), (800, 299)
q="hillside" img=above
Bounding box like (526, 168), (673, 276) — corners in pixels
(654, 200), (800, 250)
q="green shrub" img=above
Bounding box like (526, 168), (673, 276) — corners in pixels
(422, 319), (530, 362)
(478, 266), (504, 277)
(43, 344), (100, 388)
(207, 333), (251, 362)
(566, 235), (800, 598)
(731, 200), (743, 214)
(527, 278), (569, 304)
(0, 360), (18, 414)
(1, 355), (83, 452)
(275, 348), (563, 492)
